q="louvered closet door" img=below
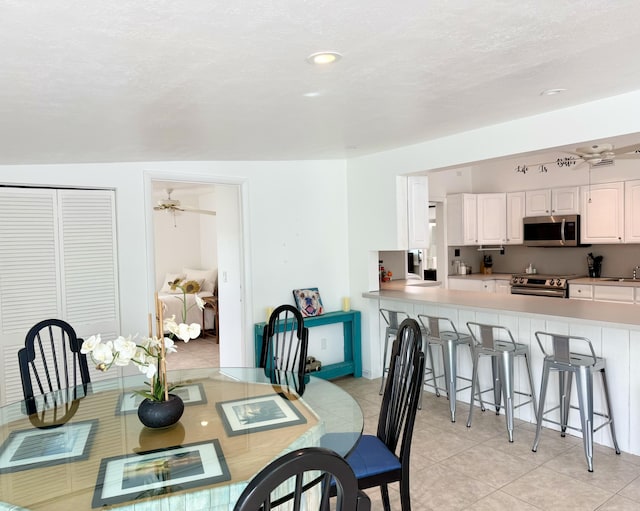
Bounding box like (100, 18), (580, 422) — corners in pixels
(0, 188), (120, 406)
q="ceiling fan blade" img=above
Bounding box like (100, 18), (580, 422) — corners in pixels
(570, 160), (588, 171)
(613, 153), (640, 160)
(612, 143), (640, 155)
(181, 206), (216, 216)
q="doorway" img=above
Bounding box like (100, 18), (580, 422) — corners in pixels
(148, 176), (247, 367)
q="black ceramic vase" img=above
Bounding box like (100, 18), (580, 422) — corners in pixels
(137, 394), (184, 429)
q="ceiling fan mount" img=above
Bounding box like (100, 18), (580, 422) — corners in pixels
(153, 188), (216, 216)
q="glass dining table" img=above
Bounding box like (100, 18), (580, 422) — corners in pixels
(0, 368), (364, 511)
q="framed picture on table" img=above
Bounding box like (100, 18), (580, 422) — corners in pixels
(116, 383), (207, 414)
(0, 419), (97, 473)
(92, 440), (230, 508)
(216, 394), (307, 436)
(292, 287), (324, 317)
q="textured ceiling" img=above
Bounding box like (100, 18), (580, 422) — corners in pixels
(3, 0), (640, 164)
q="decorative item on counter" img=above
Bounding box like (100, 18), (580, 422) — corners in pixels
(587, 253), (603, 278)
(483, 255), (493, 275)
(525, 263), (537, 274)
(305, 356), (322, 373)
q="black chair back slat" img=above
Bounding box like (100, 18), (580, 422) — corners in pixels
(260, 304), (309, 377)
(18, 319), (91, 403)
(377, 318), (425, 461)
(233, 447), (370, 511)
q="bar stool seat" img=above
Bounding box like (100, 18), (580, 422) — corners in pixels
(417, 314), (473, 421)
(466, 322), (537, 442)
(378, 309), (409, 395)
(531, 331), (620, 472)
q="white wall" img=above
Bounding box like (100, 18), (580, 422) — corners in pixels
(0, 160), (348, 367)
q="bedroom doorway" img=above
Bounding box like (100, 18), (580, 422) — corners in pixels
(150, 178), (245, 367)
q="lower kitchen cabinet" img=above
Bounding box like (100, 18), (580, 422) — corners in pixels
(570, 283), (638, 304)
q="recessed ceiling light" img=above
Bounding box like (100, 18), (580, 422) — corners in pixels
(303, 91), (322, 97)
(306, 51), (342, 65)
(540, 88), (567, 96)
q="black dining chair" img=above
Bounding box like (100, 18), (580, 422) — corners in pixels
(260, 304), (309, 378)
(344, 318), (425, 511)
(234, 447), (370, 511)
(18, 319), (91, 413)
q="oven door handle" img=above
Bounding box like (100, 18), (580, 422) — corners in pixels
(560, 218), (566, 246)
(511, 287), (566, 298)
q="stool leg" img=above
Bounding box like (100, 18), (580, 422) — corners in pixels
(442, 340), (457, 422)
(532, 360), (551, 452)
(418, 341), (440, 410)
(378, 327), (391, 395)
(575, 367), (594, 472)
(500, 351), (515, 442)
(524, 351), (538, 419)
(467, 351), (480, 428)
(559, 371), (573, 437)
(600, 367), (621, 455)
(492, 357), (502, 414)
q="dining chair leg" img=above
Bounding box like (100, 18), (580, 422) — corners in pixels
(380, 483), (391, 511)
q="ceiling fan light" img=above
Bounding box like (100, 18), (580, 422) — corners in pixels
(540, 88), (567, 96)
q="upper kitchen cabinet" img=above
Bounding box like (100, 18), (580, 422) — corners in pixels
(477, 193), (506, 245)
(525, 187), (579, 216)
(506, 191), (525, 244)
(580, 181), (624, 243)
(407, 176), (429, 248)
(625, 180), (640, 243)
(447, 193), (477, 245)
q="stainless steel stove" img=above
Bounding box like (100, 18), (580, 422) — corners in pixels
(510, 273), (583, 298)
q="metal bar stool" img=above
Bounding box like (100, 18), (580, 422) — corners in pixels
(466, 322), (537, 442)
(417, 314), (473, 421)
(531, 331), (620, 472)
(378, 309), (409, 395)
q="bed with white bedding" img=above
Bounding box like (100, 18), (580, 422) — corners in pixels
(157, 269), (217, 334)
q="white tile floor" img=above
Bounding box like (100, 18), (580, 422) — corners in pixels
(173, 339), (640, 510)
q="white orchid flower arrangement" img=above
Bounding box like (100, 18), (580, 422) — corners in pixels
(81, 280), (205, 402)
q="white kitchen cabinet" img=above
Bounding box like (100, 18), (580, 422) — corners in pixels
(446, 193), (477, 245)
(477, 193), (506, 244)
(580, 182), (624, 244)
(506, 191), (525, 244)
(448, 278), (496, 293)
(569, 284), (593, 300)
(625, 180), (640, 243)
(525, 187), (579, 216)
(407, 176), (429, 248)
(495, 279), (511, 294)
(593, 285), (635, 303)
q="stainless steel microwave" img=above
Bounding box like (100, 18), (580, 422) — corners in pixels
(523, 215), (581, 247)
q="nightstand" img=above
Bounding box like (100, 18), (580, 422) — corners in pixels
(201, 295), (219, 341)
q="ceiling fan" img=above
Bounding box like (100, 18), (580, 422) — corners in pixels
(154, 189), (216, 216)
(517, 142), (640, 174)
(567, 143), (640, 169)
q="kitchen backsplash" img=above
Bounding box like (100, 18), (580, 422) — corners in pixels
(448, 244), (640, 277)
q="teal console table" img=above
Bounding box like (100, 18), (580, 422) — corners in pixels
(254, 310), (361, 379)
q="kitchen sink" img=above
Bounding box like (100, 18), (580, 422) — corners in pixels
(602, 277), (640, 282)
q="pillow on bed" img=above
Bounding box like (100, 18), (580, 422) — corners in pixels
(160, 272), (186, 294)
(183, 268), (216, 294)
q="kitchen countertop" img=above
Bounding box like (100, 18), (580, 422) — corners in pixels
(447, 273), (512, 281)
(363, 286), (640, 328)
(380, 279), (442, 290)
(570, 277), (640, 287)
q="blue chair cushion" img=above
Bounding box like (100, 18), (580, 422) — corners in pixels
(346, 434), (401, 478)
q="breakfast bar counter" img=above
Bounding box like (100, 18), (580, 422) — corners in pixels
(362, 286), (640, 456)
(364, 286), (640, 328)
